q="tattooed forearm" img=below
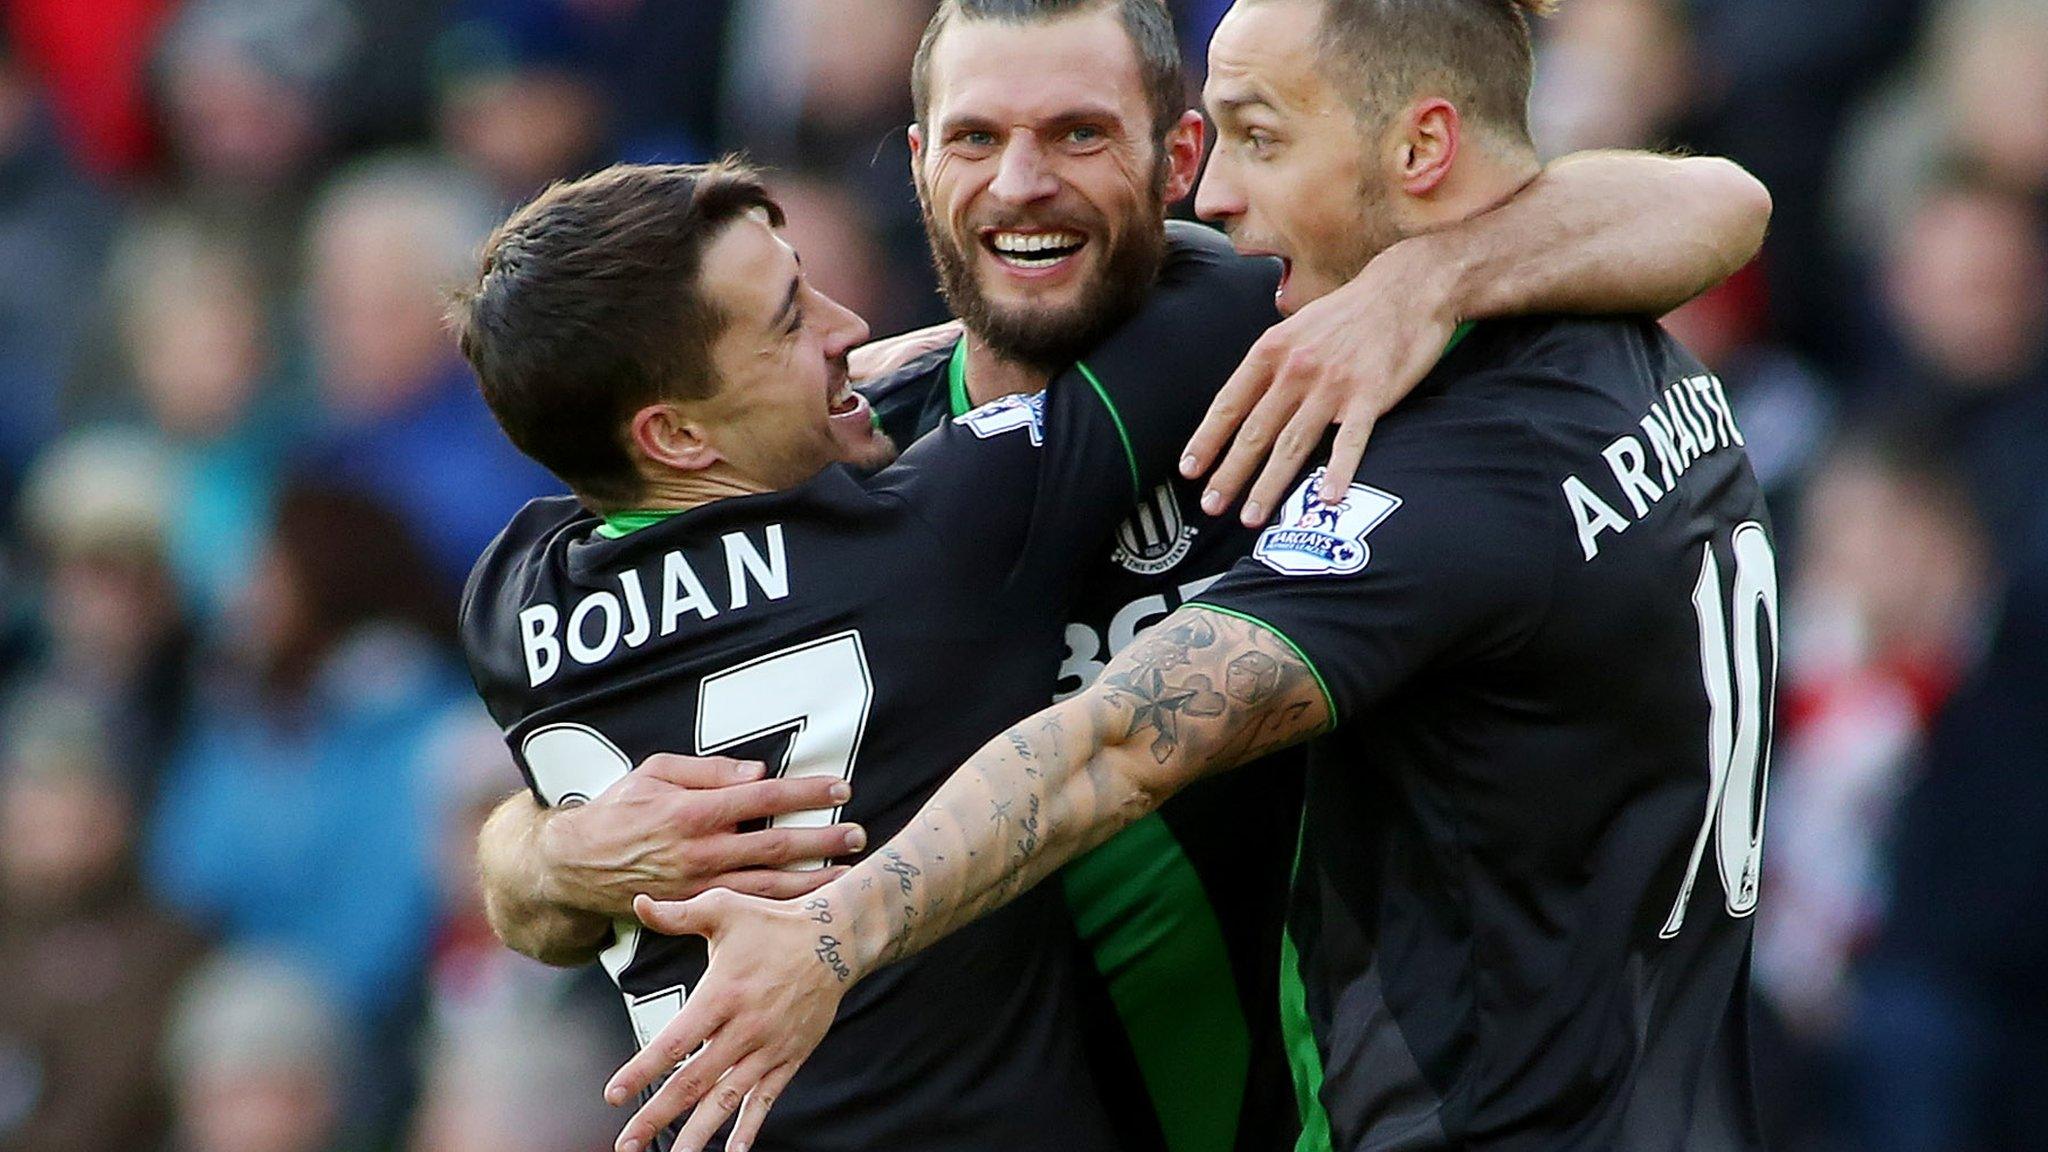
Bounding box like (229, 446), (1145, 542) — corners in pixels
(825, 606), (1330, 983)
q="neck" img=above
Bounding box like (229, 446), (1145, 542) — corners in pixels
(1409, 143), (1543, 233)
(614, 467), (776, 516)
(962, 334), (1051, 406)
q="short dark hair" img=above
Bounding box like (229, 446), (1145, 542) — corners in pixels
(1286, 0), (1559, 148)
(448, 159), (783, 507)
(912, 0), (1187, 140)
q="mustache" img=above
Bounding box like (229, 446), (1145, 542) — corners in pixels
(965, 209), (1102, 235)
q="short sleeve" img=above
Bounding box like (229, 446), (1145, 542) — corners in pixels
(1188, 397), (1558, 723)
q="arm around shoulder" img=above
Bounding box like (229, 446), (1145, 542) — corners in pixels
(1433, 149), (1773, 321)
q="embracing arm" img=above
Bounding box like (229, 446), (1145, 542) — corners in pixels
(601, 608), (1329, 1152)
(1427, 150), (1772, 320)
(833, 609), (1327, 971)
(477, 793), (614, 967)
(475, 755), (865, 968)
(1186, 150), (1772, 523)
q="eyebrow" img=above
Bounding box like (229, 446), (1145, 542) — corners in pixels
(1210, 92), (1277, 118)
(937, 101), (1127, 135)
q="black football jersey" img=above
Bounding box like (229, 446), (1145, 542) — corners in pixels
(461, 319), (1237, 1150)
(866, 221), (1304, 1152)
(1192, 316), (1776, 1151)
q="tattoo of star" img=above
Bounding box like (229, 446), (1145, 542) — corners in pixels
(1111, 667), (1228, 761)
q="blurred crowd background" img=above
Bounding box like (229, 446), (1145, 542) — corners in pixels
(0, 0), (2041, 1150)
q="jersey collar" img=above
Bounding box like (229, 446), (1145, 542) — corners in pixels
(596, 508), (683, 539)
(946, 339), (972, 418)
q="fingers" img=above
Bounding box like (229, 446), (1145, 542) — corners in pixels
(607, 988), (728, 1112)
(727, 1062), (799, 1152)
(638, 753), (767, 789)
(705, 865), (851, 901)
(708, 775), (853, 825)
(1182, 339), (1278, 483)
(1239, 393), (1338, 528)
(698, 824), (868, 876)
(1318, 404), (1378, 504)
(670, 1048), (785, 1152)
(1202, 372), (1308, 520)
(634, 890), (726, 936)
(613, 1024), (749, 1152)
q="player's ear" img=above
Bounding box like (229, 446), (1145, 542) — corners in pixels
(907, 122), (927, 175)
(1161, 109), (1206, 205)
(1396, 97), (1460, 198)
(628, 402), (723, 475)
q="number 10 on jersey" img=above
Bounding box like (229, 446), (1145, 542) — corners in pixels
(1661, 522), (1778, 940)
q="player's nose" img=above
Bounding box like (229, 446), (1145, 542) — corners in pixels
(815, 289), (871, 357)
(988, 133), (1060, 205)
(1194, 152), (1245, 224)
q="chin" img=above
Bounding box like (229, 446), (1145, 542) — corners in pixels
(831, 424), (898, 472)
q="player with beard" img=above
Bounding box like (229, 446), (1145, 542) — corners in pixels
(480, 3), (1769, 1150)
(601, 1), (1779, 1151)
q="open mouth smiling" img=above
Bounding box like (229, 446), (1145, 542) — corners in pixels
(981, 228), (1089, 271)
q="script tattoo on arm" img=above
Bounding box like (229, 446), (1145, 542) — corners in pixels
(838, 606), (1329, 980)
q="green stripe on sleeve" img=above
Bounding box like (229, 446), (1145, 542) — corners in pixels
(1071, 361), (1143, 501)
(1180, 604), (1339, 728)
(1063, 814), (1249, 1152)
(1280, 815), (1336, 1152)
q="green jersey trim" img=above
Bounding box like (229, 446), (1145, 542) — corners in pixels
(946, 339), (973, 417)
(1071, 360), (1144, 501)
(1444, 319), (1477, 358)
(1280, 816), (1335, 1152)
(1063, 813), (1249, 1152)
(596, 508), (684, 539)
(1179, 604), (1339, 729)
(947, 345), (1142, 501)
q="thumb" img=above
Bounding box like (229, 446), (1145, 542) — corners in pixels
(634, 891), (724, 937)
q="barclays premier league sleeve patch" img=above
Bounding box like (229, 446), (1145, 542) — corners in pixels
(954, 392), (1047, 446)
(1254, 467), (1402, 576)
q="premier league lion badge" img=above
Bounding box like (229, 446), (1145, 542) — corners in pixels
(1253, 468), (1402, 576)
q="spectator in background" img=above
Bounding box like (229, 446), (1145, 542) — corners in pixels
(721, 0), (947, 331)
(0, 28), (116, 505)
(299, 155), (558, 589)
(146, 478), (464, 1131)
(1685, 0), (1924, 362)
(582, 0), (731, 165)
(4, 0), (177, 182)
(1753, 428), (1993, 1146)
(16, 428), (195, 797)
(151, 0), (357, 296)
(1848, 568), (2048, 1152)
(433, 0), (612, 206)
(161, 950), (353, 1152)
(768, 172), (919, 337)
(1530, 0), (1696, 156)
(100, 214), (307, 618)
(408, 712), (628, 1152)
(0, 691), (202, 1152)
(1873, 174), (2048, 582)
(1836, 0), (2048, 265)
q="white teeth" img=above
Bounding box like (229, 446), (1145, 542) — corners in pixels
(990, 231), (1084, 255)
